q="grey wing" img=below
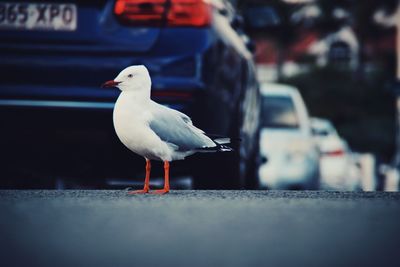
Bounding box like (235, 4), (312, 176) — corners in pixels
(149, 106), (216, 151)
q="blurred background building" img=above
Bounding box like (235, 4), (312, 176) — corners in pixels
(237, 0), (400, 190)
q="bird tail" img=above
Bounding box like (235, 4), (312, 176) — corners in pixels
(195, 135), (237, 153)
(213, 137), (231, 145)
(207, 134), (241, 143)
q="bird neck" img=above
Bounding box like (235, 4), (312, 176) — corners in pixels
(121, 89), (151, 104)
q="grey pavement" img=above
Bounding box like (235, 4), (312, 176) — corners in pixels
(0, 190), (399, 267)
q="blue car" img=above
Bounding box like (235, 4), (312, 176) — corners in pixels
(0, 0), (260, 189)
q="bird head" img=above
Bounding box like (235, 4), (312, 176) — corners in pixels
(102, 65), (151, 93)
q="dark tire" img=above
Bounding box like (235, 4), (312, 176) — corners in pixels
(243, 123), (260, 189)
(310, 167), (321, 190)
(244, 149), (260, 189)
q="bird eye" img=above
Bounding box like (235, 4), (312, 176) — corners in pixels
(128, 74), (133, 78)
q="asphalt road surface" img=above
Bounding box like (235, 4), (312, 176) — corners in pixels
(1, 190), (399, 267)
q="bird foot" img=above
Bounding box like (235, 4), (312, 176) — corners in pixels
(127, 188), (149, 194)
(150, 189), (169, 195)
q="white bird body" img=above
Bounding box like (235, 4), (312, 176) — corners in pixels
(103, 65), (232, 194)
(110, 65), (220, 162)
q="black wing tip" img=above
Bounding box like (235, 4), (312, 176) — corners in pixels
(195, 134), (239, 152)
(219, 145), (233, 152)
(196, 144), (233, 153)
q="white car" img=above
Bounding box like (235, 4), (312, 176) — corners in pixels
(311, 118), (361, 190)
(258, 83), (320, 190)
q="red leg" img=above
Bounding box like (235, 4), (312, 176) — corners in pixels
(128, 159), (151, 194)
(150, 161), (170, 195)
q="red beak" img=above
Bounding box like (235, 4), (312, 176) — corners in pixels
(101, 80), (121, 88)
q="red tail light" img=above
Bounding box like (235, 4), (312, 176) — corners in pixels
(114, 0), (212, 27)
(167, 0), (212, 26)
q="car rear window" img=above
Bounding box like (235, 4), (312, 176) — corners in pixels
(261, 95), (299, 129)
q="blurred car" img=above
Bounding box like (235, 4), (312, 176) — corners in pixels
(0, 0), (260, 189)
(311, 117), (361, 190)
(258, 83), (319, 190)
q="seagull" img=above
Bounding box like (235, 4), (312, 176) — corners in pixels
(102, 65), (232, 194)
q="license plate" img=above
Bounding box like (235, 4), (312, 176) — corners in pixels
(0, 2), (77, 31)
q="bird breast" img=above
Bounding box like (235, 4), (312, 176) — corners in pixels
(113, 94), (171, 160)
